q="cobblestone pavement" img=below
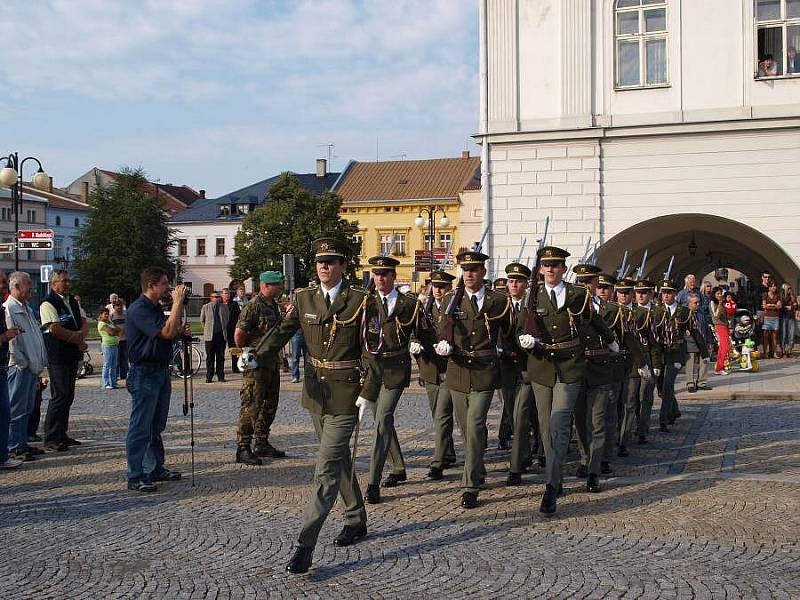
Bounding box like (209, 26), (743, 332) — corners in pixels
(3, 362), (800, 599)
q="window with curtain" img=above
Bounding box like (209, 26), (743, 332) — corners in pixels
(615, 0), (668, 88)
(756, 0), (800, 77)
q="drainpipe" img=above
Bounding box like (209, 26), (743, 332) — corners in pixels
(479, 0), (492, 259)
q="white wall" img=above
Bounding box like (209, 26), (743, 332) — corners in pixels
(170, 221), (241, 292)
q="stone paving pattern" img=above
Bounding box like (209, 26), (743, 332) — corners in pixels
(2, 360), (799, 599)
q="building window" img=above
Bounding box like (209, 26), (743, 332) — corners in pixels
(54, 236), (63, 258)
(379, 232), (406, 256)
(215, 238), (225, 256)
(351, 234), (363, 255)
(756, 0), (800, 77)
(439, 232), (452, 249)
(1, 208), (5, 220)
(74, 218), (79, 227)
(55, 215), (61, 226)
(178, 239), (188, 256)
(218, 205), (230, 217)
(196, 239), (206, 256)
(615, 0), (668, 88)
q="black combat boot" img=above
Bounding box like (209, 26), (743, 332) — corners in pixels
(236, 445), (263, 466)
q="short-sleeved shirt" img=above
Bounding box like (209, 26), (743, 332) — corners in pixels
(39, 293), (87, 328)
(127, 294), (171, 365)
(98, 320), (120, 346)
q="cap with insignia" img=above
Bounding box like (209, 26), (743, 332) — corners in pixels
(368, 255), (400, 272)
(659, 279), (677, 292)
(430, 270), (456, 285)
(615, 277), (635, 291)
(597, 273), (617, 287)
(505, 262), (531, 279)
(634, 278), (655, 291)
(312, 237), (350, 262)
(456, 250), (489, 268)
(573, 263), (602, 282)
(493, 277), (508, 290)
(259, 271), (285, 284)
(537, 246), (570, 264)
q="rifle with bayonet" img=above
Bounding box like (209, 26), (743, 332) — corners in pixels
(616, 250), (629, 280)
(635, 249), (649, 281)
(440, 226), (489, 344)
(522, 217), (550, 337)
(422, 241), (454, 329)
(363, 234), (398, 292)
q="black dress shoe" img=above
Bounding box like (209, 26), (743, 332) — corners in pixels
(498, 437), (511, 450)
(64, 436), (82, 446)
(600, 461), (613, 475)
(687, 383), (696, 393)
(575, 464), (588, 478)
(506, 472), (522, 486)
(427, 466), (444, 480)
(333, 523), (367, 546)
(253, 441), (286, 458)
(637, 435), (648, 445)
(659, 424), (670, 433)
(286, 545), (313, 574)
(127, 480), (157, 493)
(461, 491), (478, 509)
(27, 434), (42, 443)
(26, 446), (45, 457)
(586, 473), (601, 493)
(539, 484), (557, 514)
(382, 471), (407, 487)
(150, 468), (182, 482)
(537, 455), (546, 468)
(365, 484), (381, 504)
(205, 378), (213, 383)
(235, 446), (263, 466)
(443, 459), (457, 469)
(617, 445), (629, 457)
(44, 442), (69, 452)
(218, 377), (226, 382)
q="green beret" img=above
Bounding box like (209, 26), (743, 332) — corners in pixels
(259, 271), (284, 284)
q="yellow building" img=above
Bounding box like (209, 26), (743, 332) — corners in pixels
(335, 154), (480, 286)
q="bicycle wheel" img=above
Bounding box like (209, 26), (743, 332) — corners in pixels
(189, 346), (203, 378)
(172, 346), (190, 379)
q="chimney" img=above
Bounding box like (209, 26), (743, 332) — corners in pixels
(199, 189), (206, 199)
(462, 150), (470, 159)
(316, 158), (327, 178)
(48, 176), (54, 193)
(81, 181), (89, 202)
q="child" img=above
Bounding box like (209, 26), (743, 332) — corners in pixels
(97, 307), (121, 389)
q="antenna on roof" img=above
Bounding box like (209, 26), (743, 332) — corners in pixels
(390, 153), (407, 161)
(317, 143), (335, 166)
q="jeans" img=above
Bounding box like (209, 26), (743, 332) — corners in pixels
(7, 366), (38, 453)
(102, 344), (120, 388)
(290, 330), (308, 381)
(0, 368), (9, 464)
(781, 317), (795, 349)
(125, 364), (172, 483)
(117, 340), (129, 379)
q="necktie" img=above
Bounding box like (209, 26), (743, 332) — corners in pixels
(471, 295), (480, 314)
(383, 297), (389, 315)
(513, 301), (520, 316)
(325, 293), (331, 308)
(550, 289), (558, 308)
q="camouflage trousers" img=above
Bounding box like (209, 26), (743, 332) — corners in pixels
(237, 365), (280, 447)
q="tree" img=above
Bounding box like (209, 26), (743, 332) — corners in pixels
(231, 173), (359, 288)
(73, 168), (177, 304)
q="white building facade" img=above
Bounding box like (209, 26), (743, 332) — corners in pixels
(479, 0), (800, 287)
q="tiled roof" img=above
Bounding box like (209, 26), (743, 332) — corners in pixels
(20, 184), (87, 210)
(334, 157), (480, 204)
(98, 169), (188, 214)
(170, 171), (340, 223)
(155, 183), (203, 206)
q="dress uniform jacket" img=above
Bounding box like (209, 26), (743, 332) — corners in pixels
(256, 281), (368, 416)
(416, 299), (448, 384)
(632, 304), (664, 371)
(437, 289), (512, 394)
(578, 297), (618, 387)
(499, 299), (528, 382)
(655, 305), (709, 364)
(600, 301), (647, 380)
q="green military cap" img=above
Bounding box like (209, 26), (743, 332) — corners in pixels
(368, 255), (400, 272)
(259, 271), (284, 284)
(312, 237), (350, 262)
(430, 270), (456, 285)
(597, 273), (617, 287)
(634, 278), (655, 291)
(615, 277), (636, 291)
(537, 245), (570, 264)
(573, 263), (602, 277)
(505, 262), (531, 279)
(659, 279), (677, 292)
(457, 250), (489, 268)
(493, 277), (508, 290)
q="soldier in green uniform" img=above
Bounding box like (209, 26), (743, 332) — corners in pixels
(492, 275), (514, 450)
(434, 251), (512, 509)
(502, 262), (537, 486)
(655, 280), (709, 432)
(254, 238), (369, 575)
(571, 264), (617, 493)
(517, 246), (595, 514)
(360, 255), (420, 504)
(233, 271), (286, 466)
(411, 271), (458, 480)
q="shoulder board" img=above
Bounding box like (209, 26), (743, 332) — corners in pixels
(295, 286), (316, 295)
(349, 284), (368, 296)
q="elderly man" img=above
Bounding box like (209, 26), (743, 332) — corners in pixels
(5, 272), (48, 462)
(0, 272), (24, 470)
(200, 291), (229, 383)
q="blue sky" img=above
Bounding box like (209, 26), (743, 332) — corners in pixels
(0, 0), (479, 198)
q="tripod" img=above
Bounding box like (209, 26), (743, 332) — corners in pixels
(181, 305), (196, 487)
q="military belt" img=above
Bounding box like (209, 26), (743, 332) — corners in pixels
(378, 348), (408, 360)
(540, 339), (581, 351)
(584, 348), (611, 357)
(308, 356), (362, 370)
(457, 348), (498, 359)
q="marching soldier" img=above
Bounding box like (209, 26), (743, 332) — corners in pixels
(360, 255), (419, 504)
(572, 264), (617, 493)
(517, 246), (594, 514)
(655, 280), (709, 432)
(434, 250), (512, 509)
(255, 238), (369, 575)
(493, 277), (508, 292)
(233, 271), (287, 466)
(411, 271), (459, 480)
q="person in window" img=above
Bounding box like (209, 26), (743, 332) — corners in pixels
(758, 54), (778, 77)
(788, 47), (799, 74)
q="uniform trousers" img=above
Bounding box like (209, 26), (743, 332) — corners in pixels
(622, 374), (656, 441)
(604, 379), (626, 460)
(450, 389), (493, 494)
(575, 383), (612, 476)
(368, 387), (406, 485)
(509, 375), (535, 474)
(425, 381), (457, 468)
(498, 368), (517, 442)
(297, 412), (366, 549)
(659, 362), (681, 426)
(532, 378), (583, 488)
(237, 364), (280, 446)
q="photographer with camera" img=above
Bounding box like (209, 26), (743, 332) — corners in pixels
(124, 267), (189, 493)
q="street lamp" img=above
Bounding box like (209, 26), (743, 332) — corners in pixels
(415, 206), (449, 272)
(0, 152), (49, 270)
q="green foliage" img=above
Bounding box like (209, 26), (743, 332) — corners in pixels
(231, 173), (359, 287)
(73, 168), (177, 304)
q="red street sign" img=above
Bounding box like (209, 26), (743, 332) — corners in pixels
(17, 240), (53, 250)
(18, 229), (54, 240)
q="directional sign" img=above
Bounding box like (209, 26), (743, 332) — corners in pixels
(40, 264), (54, 283)
(18, 229), (54, 240)
(0, 242), (14, 253)
(17, 240), (54, 250)
(414, 248), (455, 272)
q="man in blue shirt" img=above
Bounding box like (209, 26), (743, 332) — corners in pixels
(124, 267), (188, 492)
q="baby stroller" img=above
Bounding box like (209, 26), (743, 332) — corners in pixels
(726, 309), (760, 372)
(76, 350), (94, 379)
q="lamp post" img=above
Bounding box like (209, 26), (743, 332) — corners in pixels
(414, 206), (449, 272)
(0, 152), (50, 271)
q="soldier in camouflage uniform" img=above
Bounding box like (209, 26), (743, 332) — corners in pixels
(233, 271), (286, 466)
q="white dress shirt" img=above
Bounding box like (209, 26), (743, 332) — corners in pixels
(544, 281), (567, 309)
(320, 279), (344, 306)
(465, 286), (486, 311)
(378, 288), (399, 316)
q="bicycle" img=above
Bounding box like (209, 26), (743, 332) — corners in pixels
(171, 336), (203, 379)
(77, 350), (94, 379)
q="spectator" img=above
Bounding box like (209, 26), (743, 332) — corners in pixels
(755, 271), (772, 353)
(235, 286), (247, 309)
(109, 300), (129, 379)
(41, 269), (88, 452)
(0, 271), (23, 470)
(5, 272), (48, 462)
(788, 46), (798, 74)
(685, 293), (710, 392)
(676, 274), (698, 307)
(221, 288), (241, 374)
(200, 291), (229, 383)
(758, 54), (778, 77)
(781, 283), (796, 358)
(709, 286), (730, 375)
(27, 377), (46, 444)
(290, 329), (307, 384)
(124, 267), (188, 492)
(762, 281), (782, 358)
(106, 293), (123, 312)
(723, 291), (737, 323)
(97, 307), (121, 389)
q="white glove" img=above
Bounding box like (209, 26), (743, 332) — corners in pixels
(518, 334), (538, 350)
(653, 368), (661, 376)
(237, 347), (258, 371)
(638, 365), (652, 381)
(434, 340), (453, 356)
(673, 362), (682, 370)
(408, 341), (423, 355)
(608, 341), (620, 353)
(355, 396), (370, 422)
